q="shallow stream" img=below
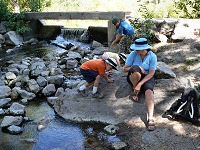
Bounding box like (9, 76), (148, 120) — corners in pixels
(0, 39), (121, 150)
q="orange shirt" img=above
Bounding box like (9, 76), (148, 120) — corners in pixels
(80, 59), (106, 75)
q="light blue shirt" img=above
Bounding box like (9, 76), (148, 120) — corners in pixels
(125, 51), (157, 74)
(118, 20), (134, 35)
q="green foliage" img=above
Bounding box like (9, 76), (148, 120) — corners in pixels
(129, 18), (155, 42)
(186, 58), (199, 65)
(175, 0), (200, 18)
(7, 13), (31, 34)
(3, 0), (51, 12)
(181, 66), (189, 72)
(138, 3), (155, 19)
(0, 1), (10, 21)
(0, 1), (30, 34)
(27, 0), (52, 12)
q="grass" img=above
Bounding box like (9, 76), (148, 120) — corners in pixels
(42, 0), (176, 28)
(185, 58), (198, 65)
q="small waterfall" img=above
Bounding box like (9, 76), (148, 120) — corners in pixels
(61, 28), (87, 39)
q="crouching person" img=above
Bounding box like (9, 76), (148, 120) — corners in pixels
(78, 58), (118, 99)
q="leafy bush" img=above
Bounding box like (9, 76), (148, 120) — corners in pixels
(129, 18), (155, 43)
(0, 1), (30, 34)
(0, 1), (10, 21)
(175, 0), (200, 18)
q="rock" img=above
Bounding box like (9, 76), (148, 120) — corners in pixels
(1, 116), (23, 127)
(5, 31), (23, 46)
(7, 125), (23, 134)
(112, 142), (127, 150)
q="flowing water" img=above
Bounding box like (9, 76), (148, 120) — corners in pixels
(0, 37), (121, 150)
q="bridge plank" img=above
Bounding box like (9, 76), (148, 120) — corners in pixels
(24, 11), (131, 20)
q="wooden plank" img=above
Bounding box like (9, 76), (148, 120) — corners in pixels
(24, 11), (131, 20)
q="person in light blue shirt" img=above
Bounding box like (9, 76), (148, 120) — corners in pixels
(124, 38), (157, 131)
(111, 16), (135, 54)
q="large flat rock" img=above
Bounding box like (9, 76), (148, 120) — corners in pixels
(54, 69), (185, 125)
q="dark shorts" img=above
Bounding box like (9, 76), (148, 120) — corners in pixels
(127, 65), (155, 92)
(80, 68), (98, 83)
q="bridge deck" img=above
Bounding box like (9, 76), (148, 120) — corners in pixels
(24, 11), (131, 20)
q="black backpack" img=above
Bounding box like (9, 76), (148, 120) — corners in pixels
(164, 87), (200, 126)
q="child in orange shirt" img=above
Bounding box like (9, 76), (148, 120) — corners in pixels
(78, 58), (117, 99)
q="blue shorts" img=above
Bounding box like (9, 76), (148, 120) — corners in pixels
(127, 65), (155, 92)
(80, 68), (98, 83)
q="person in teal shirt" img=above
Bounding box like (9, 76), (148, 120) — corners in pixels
(111, 16), (135, 54)
(124, 38), (157, 131)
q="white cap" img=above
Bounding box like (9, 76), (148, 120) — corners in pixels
(119, 53), (126, 62)
(105, 58), (118, 70)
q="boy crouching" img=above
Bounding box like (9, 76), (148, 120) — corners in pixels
(78, 58), (117, 99)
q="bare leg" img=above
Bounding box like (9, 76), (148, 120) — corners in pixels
(129, 72), (141, 101)
(84, 81), (94, 87)
(145, 89), (155, 131)
(93, 75), (101, 87)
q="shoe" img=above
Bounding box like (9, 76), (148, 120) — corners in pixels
(77, 89), (88, 97)
(130, 92), (139, 102)
(147, 119), (155, 131)
(92, 91), (104, 99)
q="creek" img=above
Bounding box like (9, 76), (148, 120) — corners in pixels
(0, 37), (121, 150)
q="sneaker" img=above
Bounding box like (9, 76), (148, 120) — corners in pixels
(77, 89), (88, 97)
(92, 91), (104, 99)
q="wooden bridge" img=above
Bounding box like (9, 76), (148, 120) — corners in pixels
(24, 11), (132, 45)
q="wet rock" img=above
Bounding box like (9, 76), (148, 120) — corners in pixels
(1, 116), (23, 127)
(0, 86), (11, 99)
(7, 125), (23, 134)
(112, 142), (127, 150)
(104, 124), (119, 135)
(47, 97), (59, 106)
(36, 76), (47, 87)
(0, 108), (5, 115)
(47, 75), (65, 86)
(37, 124), (45, 131)
(27, 79), (40, 94)
(42, 84), (56, 96)
(0, 98), (11, 108)
(8, 102), (25, 115)
(18, 89), (36, 100)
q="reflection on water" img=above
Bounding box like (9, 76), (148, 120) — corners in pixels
(0, 45), (53, 68)
(0, 44), (121, 150)
(0, 98), (121, 150)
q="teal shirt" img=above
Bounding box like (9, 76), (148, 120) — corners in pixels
(125, 51), (157, 74)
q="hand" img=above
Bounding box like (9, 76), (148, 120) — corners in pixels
(139, 66), (146, 75)
(134, 83), (142, 94)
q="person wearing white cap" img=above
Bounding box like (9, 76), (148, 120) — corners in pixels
(124, 38), (157, 131)
(102, 52), (127, 69)
(78, 58), (117, 99)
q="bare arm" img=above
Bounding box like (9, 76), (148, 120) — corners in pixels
(102, 73), (114, 83)
(123, 64), (131, 73)
(111, 34), (123, 46)
(134, 69), (155, 93)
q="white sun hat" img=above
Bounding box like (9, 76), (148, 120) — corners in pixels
(105, 58), (118, 70)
